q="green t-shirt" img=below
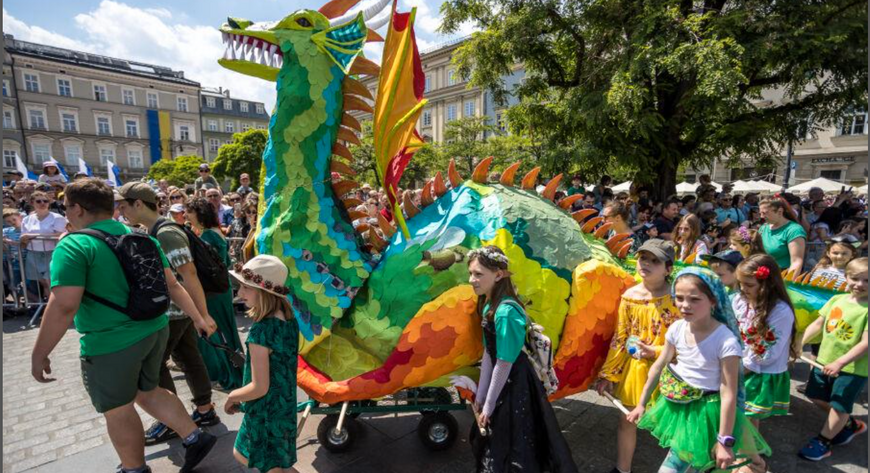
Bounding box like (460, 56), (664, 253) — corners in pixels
(567, 186), (585, 196)
(483, 299), (527, 363)
(817, 294), (868, 377)
(50, 219), (170, 356)
(759, 221), (806, 270)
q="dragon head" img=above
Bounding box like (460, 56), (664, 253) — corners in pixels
(218, 0), (391, 81)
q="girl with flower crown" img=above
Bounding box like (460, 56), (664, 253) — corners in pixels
(225, 255), (300, 473)
(731, 254), (796, 472)
(466, 245), (577, 473)
(729, 226), (765, 259)
(627, 267), (771, 473)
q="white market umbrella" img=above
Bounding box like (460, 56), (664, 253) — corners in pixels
(675, 181), (699, 195)
(856, 184), (868, 195)
(611, 181), (632, 192)
(787, 177), (846, 195)
(730, 180), (757, 193)
(749, 180), (781, 194)
(709, 181), (723, 191)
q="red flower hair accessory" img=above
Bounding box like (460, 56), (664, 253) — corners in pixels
(754, 266), (770, 280)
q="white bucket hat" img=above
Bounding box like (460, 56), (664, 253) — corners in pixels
(229, 255), (291, 298)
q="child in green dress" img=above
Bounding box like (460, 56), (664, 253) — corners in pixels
(226, 255), (300, 473)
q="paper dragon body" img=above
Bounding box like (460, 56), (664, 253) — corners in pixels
(218, 0), (843, 405)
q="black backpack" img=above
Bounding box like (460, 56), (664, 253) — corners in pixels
(75, 229), (170, 321)
(150, 220), (230, 295)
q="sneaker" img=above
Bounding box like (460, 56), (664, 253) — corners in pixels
(798, 436), (832, 461)
(144, 421), (178, 445)
(180, 431), (217, 473)
(191, 408), (220, 427)
(832, 418), (867, 446)
(116, 467), (152, 473)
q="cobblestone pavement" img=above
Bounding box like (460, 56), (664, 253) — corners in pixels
(3, 313), (867, 473)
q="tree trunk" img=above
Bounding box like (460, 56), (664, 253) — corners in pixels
(654, 157), (678, 202)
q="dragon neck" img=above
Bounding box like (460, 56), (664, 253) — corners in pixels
(257, 45), (372, 332)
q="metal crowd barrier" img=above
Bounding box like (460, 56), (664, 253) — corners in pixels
(2, 235), (58, 328)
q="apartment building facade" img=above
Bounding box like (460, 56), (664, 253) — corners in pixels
(2, 34), (203, 180)
(201, 87), (270, 161)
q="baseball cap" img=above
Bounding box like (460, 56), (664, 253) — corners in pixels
(169, 203), (185, 214)
(42, 161), (58, 169)
(636, 239), (675, 263)
(828, 234), (861, 247)
(199, 163), (210, 171)
(114, 182), (158, 204)
(700, 250), (744, 269)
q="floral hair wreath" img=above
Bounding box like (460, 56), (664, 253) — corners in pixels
(468, 246), (510, 266)
(233, 262), (291, 295)
(754, 265), (770, 280)
(737, 226), (752, 244)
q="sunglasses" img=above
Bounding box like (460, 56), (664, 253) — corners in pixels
(199, 170), (209, 173)
(170, 195), (183, 200)
(230, 198), (241, 203)
(33, 199), (50, 204)
(245, 209), (257, 215)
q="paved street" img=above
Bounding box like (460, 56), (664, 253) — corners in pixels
(3, 313), (867, 473)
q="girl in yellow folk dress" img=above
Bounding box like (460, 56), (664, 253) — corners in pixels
(595, 239), (681, 473)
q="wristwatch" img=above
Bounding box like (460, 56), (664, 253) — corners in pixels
(717, 434), (736, 448)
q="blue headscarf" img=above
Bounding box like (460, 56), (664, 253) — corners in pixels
(672, 266), (746, 406)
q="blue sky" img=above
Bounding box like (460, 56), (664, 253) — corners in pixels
(3, 0), (470, 106)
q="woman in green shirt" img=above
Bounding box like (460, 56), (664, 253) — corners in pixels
(185, 197), (244, 390)
(467, 246), (577, 473)
(758, 198), (807, 274)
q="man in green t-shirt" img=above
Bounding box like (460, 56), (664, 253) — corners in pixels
(30, 178), (218, 473)
(799, 257), (869, 461)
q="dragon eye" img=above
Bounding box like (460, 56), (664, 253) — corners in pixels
(296, 17), (312, 28)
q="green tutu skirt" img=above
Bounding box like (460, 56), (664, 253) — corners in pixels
(744, 371), (790, 419)
(638, 393), (771, 471)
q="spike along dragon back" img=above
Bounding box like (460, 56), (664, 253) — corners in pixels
(218, 0), (844, 405)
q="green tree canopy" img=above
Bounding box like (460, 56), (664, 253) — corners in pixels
(212, 129), (268, 191)
(146, 154), (205, 187)
(441, 116), (496, 175)
(441, 0), (868, 199)
(349, 121), (450, 190)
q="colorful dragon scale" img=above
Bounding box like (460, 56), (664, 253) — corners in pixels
(219, 1), (842, 405)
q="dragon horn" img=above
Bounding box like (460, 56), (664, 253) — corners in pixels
(617, 241), (633, 258)
(333, 142), (354, 162)
(343, 77), (374, 101)
(593, 221), (613, 239)
(684, 252), (697, 265)
(349, 57), (381, 76)
(341, 113), (363, 132)
(332, 180), (359, 197)
(337, 127), (361, 145)
(448, 159), (463, 187)
(542, 174), (562, 201)
(348, 210), (368, 221)
(377, 212), (396, 238)
(367, 29), (384, 42)
(330, 159), (357, 177)
(342, 197), (363, 208)
(581, 216), (603, 233)
(329, 0), (391, 26)
(472, 156), (493, 183)
(521, 167), (540, 190)
(433, 172), (447, 197)
(499, 162), (521, 186)
(368, 229), (388, 252)
(421, 181), (435, 206)
(572, 208), (598, 223)
(559, 194), (582, 210)
(319, 0), (362, 19)
(605, 232), (632, 251)
(403, 190), (420, 218)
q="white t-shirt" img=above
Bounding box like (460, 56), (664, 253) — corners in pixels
(21, 211), (67, 252)
(732, 297), (794, 374)
(665, 319), (742, 391)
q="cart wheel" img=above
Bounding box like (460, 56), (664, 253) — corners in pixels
(317, 414), (358, 453)
(417, 412), (458, 451)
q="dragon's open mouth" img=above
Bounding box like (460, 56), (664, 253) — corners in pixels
(221, 32), (283, 68)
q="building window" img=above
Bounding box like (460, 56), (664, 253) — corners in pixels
(223, 99), (233, 110)
(225, 121), (235, 133)
(28, 109), (46, 130)
(206, 96), (216, 108)
(63, 143), (82, 166)
(256, 124), (266, 130)
(147, 92), (159, 108)
(240, 102), (249, 113)
(122, 88), (135, 105)
(179, 125), (190, 141)
(3, 149), (17, 168)
(61, 111), (78, 133)
(207, 119), (218, 131)
(125, 118), (139, 138)
(96, 115), (112, 136)
(840, 109), (868, 136)
(820, 170), (843, 181)
(209, 138), (220, 152)
(447, 104), (457, 121)
(447, 69), (456, 86)
(99, 147), (115, 167)
(3, 110), (14, 129)
(24, 73), (40, 93)
(464, 100), (475, 117)
(177, 96), (188, 112)
(496, 112), (506, 132)
(32, 143), (51, 165)
(422, 110), (432, 126)
(127, 148), (143, 169)
(57, 79), (72, 97)
(424, 74), (431, 92)
(256, 103), (265, 114)
(93, 84), (107, 102)
(2, 80), (8, 97)
(242, 123), (250, 132)
(225, 140), (232, 145)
